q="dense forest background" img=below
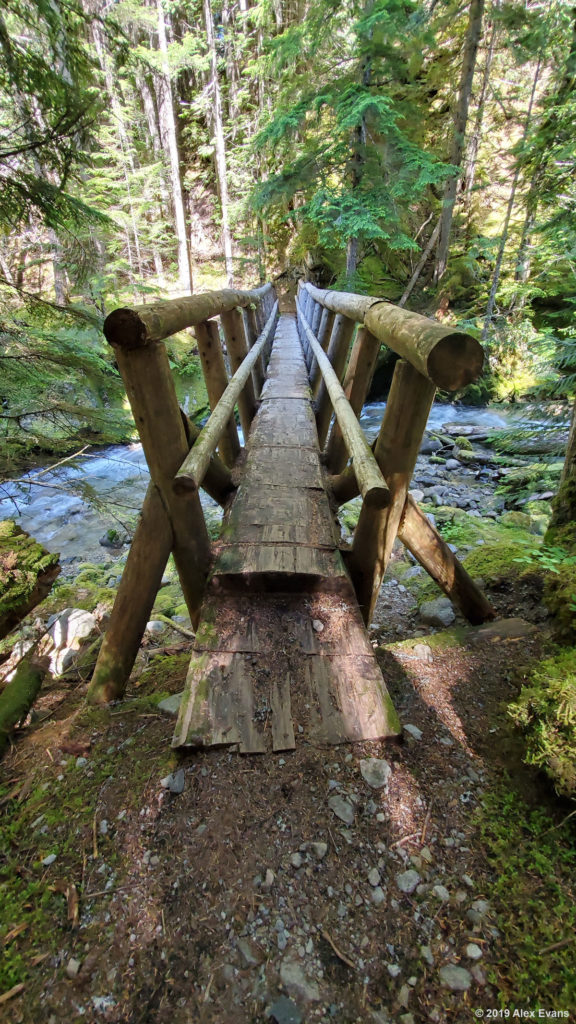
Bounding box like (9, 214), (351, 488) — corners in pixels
(0, 0), (575, 468)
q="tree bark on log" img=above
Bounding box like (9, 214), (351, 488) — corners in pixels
(194, 319), (240, 468)
(217, 308), (257, 438)
(349, 360), (436, 623)
(0, 658), (45, 757)
(325, 327), (380, 473)
(87, 484), (172, 705)
(314, 314), (356, 448)
(109, 329), (211, 628)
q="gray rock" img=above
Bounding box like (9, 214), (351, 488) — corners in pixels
(160, 769), (185, 794)
(387, 963), (401, 978)
(433, 884), (450, 902)
(146, 620), (167, 634)
(328, 794), (355, 825)
(412, 643), (433, 663)
(420, 438), (442, 454)
(45, 608), (98, 675)
(368, 868), (381, 887)
(404, 724), (423, 741)
(360, 757), (391, 790)
(237, 937), (263, 966)
(42, 853), (57, 866)
(466, 943), (483, 960)
(445, 459), (461, 470)
(290, 853), (303, 869)
(310, 842), (328, 861)
(409, 489), (425, 503)
(396, 870), (421, 894)
(312, 619), (324, 632)
(268, 996), (303, 1024)
(419, 597), (455, 628)
(439, 965), (473, 991)
(372, 886), (386, 906)
(263, 868), (275, 890)
(280, 959), (321, 1003)
(66, 957), (82, 979)
(157, 693), (183, 716)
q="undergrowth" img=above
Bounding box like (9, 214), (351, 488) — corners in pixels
(476, 785), (576, 1010)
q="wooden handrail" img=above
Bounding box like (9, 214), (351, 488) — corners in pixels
(103, 283), (274, 346)
(302, 281), (483, 391)
(297, 298), (388, 509)
(174, 301), (279, 493)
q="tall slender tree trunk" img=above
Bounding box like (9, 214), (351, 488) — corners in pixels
(483, 59), (542, 340)
(434, 0), (485, 283)
(464, 7), (497, 228)
(156, 0), (193, 293)
(203, 0), (234, 287)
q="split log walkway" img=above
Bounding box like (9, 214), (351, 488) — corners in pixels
(172, 315), (401, 752)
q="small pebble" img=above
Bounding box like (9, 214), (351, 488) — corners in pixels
(466, 943), (483, 960)
(66, 957), (81, 979)
(42, 854), (57, 866)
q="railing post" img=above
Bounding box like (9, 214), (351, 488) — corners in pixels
(195, 319), (241, 468)
(245, 305), (266, 394)
(325, 327), (380, 473)
(315, 314), (356, 448)
(220, 308), (257, 438)
(348, 360), (436, 624)
(310, 309), (336, 396)
(106, 323), (211, 630)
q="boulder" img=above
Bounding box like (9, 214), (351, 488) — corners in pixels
(420, 597), (455, 628)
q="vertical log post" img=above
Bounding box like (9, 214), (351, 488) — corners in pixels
(106, 318), (211, 631)
(195, 319), (241, 467)
(315, 314), (356, 448)
(325, 326), (380, 472)
(220, 308), (257, 438)
(311, 309), (336, 396)
(246, 305), (267, 388)
(349, 360), (436, 624)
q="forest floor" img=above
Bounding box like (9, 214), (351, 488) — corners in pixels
(1, 559), (574, 1024)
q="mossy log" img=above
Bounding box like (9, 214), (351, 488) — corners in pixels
(349, 360), (436, 624)
(102, 284), (273, 346)
(303, 281), (484, 391)
(0, 521), (60, 640)
(0, 657), (46, 757)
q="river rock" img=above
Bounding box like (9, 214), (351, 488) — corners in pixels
(396, 870), (420, 894)
(420, 437), (442, 454)
(268, 996), (303, 1024)
(157, 693), (183, 716)
(43, 608), (98, 675)
(439, 965), (472, 991)
(280, 959), (321, 1003)
(419, 598), (455, 628)
(360, 758), (391, 790)
(328, 794), (355, 825)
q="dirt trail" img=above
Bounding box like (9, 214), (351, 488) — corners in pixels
(0, 588), (556, 1024)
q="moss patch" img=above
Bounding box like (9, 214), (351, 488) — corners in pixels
(508, 647), (576, 798)
(476, 784), (576, 1009)
(0, 520), (60, 636)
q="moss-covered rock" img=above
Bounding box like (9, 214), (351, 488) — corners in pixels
(508, 648), (576, 798)
(462, 541), (530, 581)
(0, 520), (60, 639)
(543, 562), (576, 641)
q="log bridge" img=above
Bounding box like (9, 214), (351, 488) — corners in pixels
(87, 281), (495, 752)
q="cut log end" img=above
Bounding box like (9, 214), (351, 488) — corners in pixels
(103, 308), (150, 349)
(173, 475), (198, 496)
(427, 333), (484, 391)
(362, 485), (391, 510)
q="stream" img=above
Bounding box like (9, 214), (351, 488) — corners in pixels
(0, 402), (561, 572)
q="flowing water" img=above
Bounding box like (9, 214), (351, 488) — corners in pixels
(0, 402), (563, 569)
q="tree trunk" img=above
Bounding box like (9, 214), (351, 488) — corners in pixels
(483, 59), (542, 340)
(464, 8), (497, 224)
(546, 396), (576, 543)
(156, 0), (194, 293)
(203, 0), (234, 287)
(434, 0), (485, 283)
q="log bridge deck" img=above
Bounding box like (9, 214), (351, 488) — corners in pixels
(173, 314), (401, 752)
(89, 280), (494, 751)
